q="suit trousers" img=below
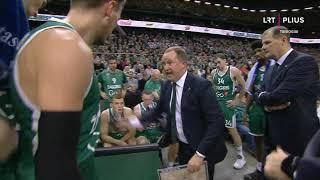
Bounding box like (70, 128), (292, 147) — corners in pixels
(178, 141), (215, 180)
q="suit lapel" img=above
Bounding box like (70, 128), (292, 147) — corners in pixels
(278, 50), (297, 72)
(271, 50), (297, 87)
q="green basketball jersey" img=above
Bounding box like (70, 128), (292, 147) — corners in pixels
(252, 66), (266, 93)
(212, 66), (235, 101)
(144, 80), (161, 93)
(9, 19), (101, 179)
(98, 69), (127, 97)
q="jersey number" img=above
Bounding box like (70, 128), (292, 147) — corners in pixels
(90, 109), (101, 135)
(112, 78), (117, 84)
(217, 78), (225, 85)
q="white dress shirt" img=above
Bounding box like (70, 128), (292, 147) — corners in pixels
(277, 48), (293, 66)
(170, 71), (205, 158)
(170, 70), (188, 144)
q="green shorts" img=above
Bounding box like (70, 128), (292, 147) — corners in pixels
(136, 126), (163, 143)
(79, 155), (97, 180)
(218, 101), (236, 128)
(248, 103), (265, 136)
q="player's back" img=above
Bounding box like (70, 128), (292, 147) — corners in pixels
(10, 19), (100, 179)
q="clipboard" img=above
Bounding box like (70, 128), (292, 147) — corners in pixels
(157, 161), (209, 180)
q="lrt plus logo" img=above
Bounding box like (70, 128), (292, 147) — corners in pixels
(263, 13), (304, 33)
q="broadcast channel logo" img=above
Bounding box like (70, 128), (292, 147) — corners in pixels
(263, 14), (303, 34)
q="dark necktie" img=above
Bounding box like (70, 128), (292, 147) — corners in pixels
(170, 82), (177, 144)
(271, 63), (280, 83)
(274, 63), (280, 73)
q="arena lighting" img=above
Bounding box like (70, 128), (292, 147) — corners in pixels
(194, 0), (201, 3)
(214, 3), (221, 6)
(249, 9), (256, 12)
(259, 10), (267, 12)
(232, 7), (239, 9)
(184, 0), (190, 1)
(205, 2), (211, 5)
(242, 8), (248, 11)
(291, 9), (300, 12)
(281, 9), (288, 12)
(270, 9), (277, 12)
(304, 7), (314, 10)
(224, 5), (230, 8)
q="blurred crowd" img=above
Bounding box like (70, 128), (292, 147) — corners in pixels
(93, 27), (320, 80)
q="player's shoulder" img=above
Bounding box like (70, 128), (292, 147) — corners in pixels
(101, 109), (110, 117)
(34, 27), (91, 57)
(230, 66), (241, 75)
(230, 66), (240, 71)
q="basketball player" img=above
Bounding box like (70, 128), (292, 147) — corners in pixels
(100, 93), (137, 147)
(212, 53), (247, 169)
(244, 40), (275, 180)
(9, 1), (126, 180)
(99, 58), (127, 110)
(134, 90), (162, 143)
(0, 0), (46, 162)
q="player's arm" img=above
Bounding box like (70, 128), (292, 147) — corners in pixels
(242, 93), (253, 124)
(122, 71), (128, 96)
(120, 108), (136, 142)
(245, 93), (253, 112)
(233, 67), (246, 98)
(0, 116), (18, 161)
(34, 29), (91, 180)
(122, 71), (128, 89)
(100, 110), (124, 146)
(98, 75), (108, 100)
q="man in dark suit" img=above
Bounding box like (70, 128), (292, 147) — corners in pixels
(149, 46), (227, 179)
(257, 26), (320, 157)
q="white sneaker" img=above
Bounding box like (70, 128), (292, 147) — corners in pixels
(233, 155), (246, 169)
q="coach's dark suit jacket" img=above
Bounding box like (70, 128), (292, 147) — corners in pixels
(152, 72), (227, 164)
(259, 50), (320, 156)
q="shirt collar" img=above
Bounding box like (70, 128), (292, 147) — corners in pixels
(277, 48), (293, 66)
(175, 70), (188, 88)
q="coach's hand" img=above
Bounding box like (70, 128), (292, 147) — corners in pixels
(265, 147), (291, 180)
(187, 154), (204, 173)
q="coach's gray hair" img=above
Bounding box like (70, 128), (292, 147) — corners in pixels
(164, 46), (188, 63)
